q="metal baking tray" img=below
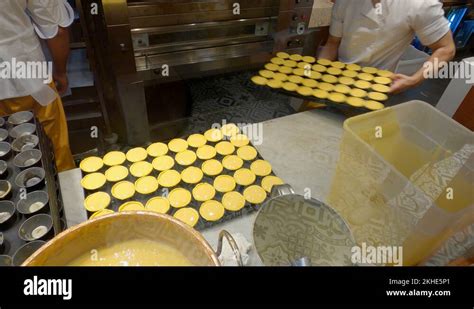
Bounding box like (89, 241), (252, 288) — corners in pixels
(0, 112), (65, 266)
(82, 135), (278, 231)
(271, 88), (375, 114)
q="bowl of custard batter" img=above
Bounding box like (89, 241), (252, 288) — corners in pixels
(22, 212), (221, 266)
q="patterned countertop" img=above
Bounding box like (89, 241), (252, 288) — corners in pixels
(59, 109), (473, 266)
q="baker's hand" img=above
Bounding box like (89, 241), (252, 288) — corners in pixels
(53, 71), (69, 95)
(389, 74), (422, 94)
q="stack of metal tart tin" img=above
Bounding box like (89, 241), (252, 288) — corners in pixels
(0, 111), (65, 266)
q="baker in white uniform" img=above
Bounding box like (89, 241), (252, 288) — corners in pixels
(0, 0), (75, 171)
(319, 0), (456, 94)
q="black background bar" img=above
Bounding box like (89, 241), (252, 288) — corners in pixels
(0, 267), (472, 306)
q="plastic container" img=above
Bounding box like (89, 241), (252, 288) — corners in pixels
(328, 101), (473, 265)
(395, 45), (429, 76)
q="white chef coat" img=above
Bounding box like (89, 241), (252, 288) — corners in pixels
(0, 0), (74, 104)
(330, 0), (451, 71)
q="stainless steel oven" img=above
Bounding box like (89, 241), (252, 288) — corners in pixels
(77, 0), (317, 145)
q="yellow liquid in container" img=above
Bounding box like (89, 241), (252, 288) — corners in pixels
(356, 121), (445, 178)
(365, 124), (472, 207)
(357, 121), (471, 204)
(67, 239), (194, 266)
(360, 123), (471, 213)
(433, 171), (472, 213)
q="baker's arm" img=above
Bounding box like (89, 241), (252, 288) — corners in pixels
(318, 0), (344, 61)
(26, 0), (74, 95)
(317, 35), (342, 61)
(45, 27), (70, 95)
(390, 32), (456, 94)
(390, 0), (455, 94)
